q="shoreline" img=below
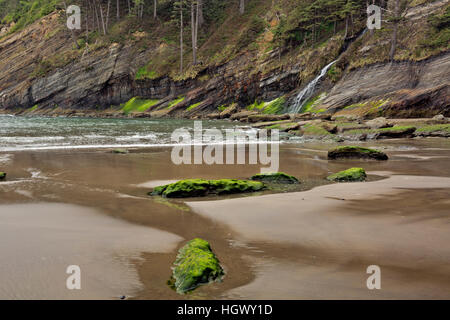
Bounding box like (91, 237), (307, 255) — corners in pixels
(187, 173), (450, 299)
(1, 114), (448, 146)
(1, 138), (450, 299)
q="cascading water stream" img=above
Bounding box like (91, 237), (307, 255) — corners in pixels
(287, 28), (369, 114)
(288, 60), (336, 114)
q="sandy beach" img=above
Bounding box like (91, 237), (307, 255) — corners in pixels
(188, 174), (450, 299)
(1, 137), (449, 299)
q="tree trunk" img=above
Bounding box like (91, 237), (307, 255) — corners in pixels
(99, 1), (106, 35)
(180, 8), (184, 74)
(198, 0), (204, 26)
(93, 1), (100, 32)
(117, 0), (120, 20)
(195, 0), (199, 46)
(240, 0), (245, 15)
(85, 1), (89, 39)
(350, 13), (354, 37)
(106, 0), (111, 30)
(344, 15), (349, 39)
(191, 2), (197, 65)
(154, 0), (157, 19)
(313, 8), (316, 42)
(389, 0), (400, 61)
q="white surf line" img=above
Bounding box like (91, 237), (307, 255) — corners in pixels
(0, 140), (283, 152)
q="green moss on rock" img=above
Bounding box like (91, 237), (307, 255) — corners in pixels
(415, 124), (450, 137)
(150, 179), (265, 198)
(170, 238), (224, 294)
(156, 179), (211, 198)
(167, 96), (185, 109)
(328, 146), (388, 160)
(416, 124), (450, 133)
(121, 97), (159, 114)
(112, 149), (128, 154)
(250, 172), (299, 184)
(302, 124), (333, 136)
(327, 167), (367, 182)
(209, 179), (265, 195)
(0, 172), (6, 180)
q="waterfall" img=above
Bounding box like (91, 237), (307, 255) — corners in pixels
(288, 60), (336, 114)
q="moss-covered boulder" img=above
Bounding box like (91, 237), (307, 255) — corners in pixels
(328, 146), (388, 160)
(170, 238), (224, 294)
(327, 168), (367, 182)
(415, 124), (450, 137)
(376, 126), (416, 138)
(0, 172), (6, 180)
(112, 149), (128, 154)
(152, 179), (210, 198)
(250, 172), (299, 184)
(208, 179), (265, 194)
(150, 179), (265, 198)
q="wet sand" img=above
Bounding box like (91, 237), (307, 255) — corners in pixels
(0, 138), (449, 299)
(0, 202), (182, 299)
(188, 175), (450, 299)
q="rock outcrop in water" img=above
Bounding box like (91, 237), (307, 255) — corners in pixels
(150, 179), (265, 198)
(169, 238), (224, 294)
(111, 149), (128, 154)
(250, 172), (300, 184)
(328, 146), (389, 160)
(327, 168), (367, 182)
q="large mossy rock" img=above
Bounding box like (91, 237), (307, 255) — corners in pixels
(0, 172), (6, 180)
(327, 167), (367, 182)
(112, 148), (128, 154)
(170, 238), (224, 294)
(328, 146), (388, 160)
(150, 179), (265, 198)
(208, 179), (265, 194)
(250, 172), (299, 184)
(376, 126), (416, 138)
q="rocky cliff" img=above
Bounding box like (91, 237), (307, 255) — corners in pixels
(0, 0), (448, 119)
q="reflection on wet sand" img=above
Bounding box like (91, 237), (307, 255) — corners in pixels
(0, 203), (182, 299)
(0, 138), (449, 299)
(189, 175), (450, 299)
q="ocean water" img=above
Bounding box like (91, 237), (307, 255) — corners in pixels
(0, 115), (261, 152)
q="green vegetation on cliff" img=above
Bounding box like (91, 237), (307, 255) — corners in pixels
(121, 97), (159, 114)
(0, 0), (448, 115)
(0, 0), (59, 34)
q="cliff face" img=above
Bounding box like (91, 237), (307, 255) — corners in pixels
(0, 1), (449, 119)
(323, 53), (450, 118)
(0, 11), (308, 116)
